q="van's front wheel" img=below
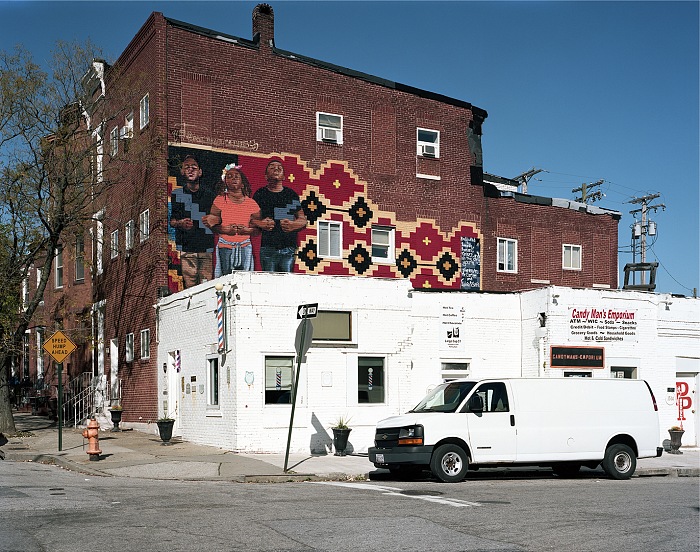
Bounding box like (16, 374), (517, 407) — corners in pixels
(430, 444), (468, 483)
(602, 444), (636, 479)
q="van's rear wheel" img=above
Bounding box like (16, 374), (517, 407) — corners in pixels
(430, 444), (468, 483)
(602, 444), (636, 480)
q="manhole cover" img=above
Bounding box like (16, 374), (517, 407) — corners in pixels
(399, 490), (444, 497)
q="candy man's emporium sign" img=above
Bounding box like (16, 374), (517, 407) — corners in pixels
(568, 306), (638, 343)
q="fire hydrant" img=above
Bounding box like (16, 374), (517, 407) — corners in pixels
(82, 418), (102, 461)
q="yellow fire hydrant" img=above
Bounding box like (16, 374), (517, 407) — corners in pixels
(82, 418), (102, 461)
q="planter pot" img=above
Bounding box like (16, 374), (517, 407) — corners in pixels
(157, 419), (175, 445)
(668, 430), (684, 454)
(332, 428), (352, 456)
(109, 409), (123, 432)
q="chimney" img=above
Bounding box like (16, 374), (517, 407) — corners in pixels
(253, 4), (275, 50)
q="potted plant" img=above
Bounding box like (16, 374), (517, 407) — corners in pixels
(668, 425), (684, 454)
(109, 404), (123, 432)
(331, 416), (352, 456)
(157, 416), (176, 445)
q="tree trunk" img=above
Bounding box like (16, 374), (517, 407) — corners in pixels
(0, 352), (17, 434)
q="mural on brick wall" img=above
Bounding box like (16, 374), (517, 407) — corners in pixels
(167, 146), (482, 293)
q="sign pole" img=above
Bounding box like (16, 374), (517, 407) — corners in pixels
(284, 318), (307, 473)
(57, 362), (63, 451)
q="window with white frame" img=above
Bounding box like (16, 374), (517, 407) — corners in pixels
(36, 327), (44, 378)
(358, 357), (385, 404)
(110, 126), (119, 157)
(139, 209), (150, 242)
(125, 220), (134, 252)
(125, 333), (134, 362)
(265, 356), (294, 404)
(123, 112), (133, 138)
(74, 236), (85, 281)
(318, 220), (342, 259)
(563, 244), (582, 270)
(36, 268), (43, 305)
(371, 226), (395, 263)
(417, 128), (440, 158)
(441, 361), (471, 381)
(22, 333), (29, 378)
(140, 93), (149, 129)
(110, 230), (119, 259)
(54, 246), (64, 289)
(140, 329), (150, 359)
(497, 237), (517, 273)
(21, 278), (29, 308)
(208, 357), (219, 407)
(316, 112), (343, 144)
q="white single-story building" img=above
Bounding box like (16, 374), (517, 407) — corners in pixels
(156, 272), (699, 453)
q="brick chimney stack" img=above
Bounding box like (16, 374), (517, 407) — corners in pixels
(253, 4), (275, 50)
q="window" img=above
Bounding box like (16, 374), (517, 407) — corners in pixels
(611, 366), (637, 379)
(563, 244), (582, 270)
(208, 358), (219, 406)
(316, 112), (343, 144)
(125, 333), (134, 362)
(95, 210), (104, 275)
(125, 220), (134, 252)
(441, 361), (470, 381)
(123, 112), (133, 137)
(417, 128), (440, 158)
(318, 220), (342, 259)
(110, 126), (119, 157)
(110, 230), (119, 259)
(371, 226), (395, 263)
(139, 209), (150, 242)
(472, 382), (510, 412)
(497, 238), (517, 273)
(54, 246), (64, 289)
(265, 356), (294, 404)
(22, 333), (29, 379)
(140, 329), (150, 359)
(74, 236), (85, 281)
(21, 278), (29, 308)
(358, 357), (385, 404)
(140, 93), (149, 129)
(36, 327), (44, 378)
(314, 311), (352, 341)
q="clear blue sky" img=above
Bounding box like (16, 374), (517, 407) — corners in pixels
(4, 1), (698, 296)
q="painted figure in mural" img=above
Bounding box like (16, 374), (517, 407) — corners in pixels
(170, 155), (216, 288)
(204, 164), (260, 274)
(251, 159), (307, 272)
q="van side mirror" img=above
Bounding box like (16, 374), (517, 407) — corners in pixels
(468, 395), (484, 412)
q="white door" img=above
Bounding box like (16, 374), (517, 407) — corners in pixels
(676, 374), (697, 447)
(465, 381), (516, 463)
(110, 338), (119, 404)
(167, 351), (180, 432)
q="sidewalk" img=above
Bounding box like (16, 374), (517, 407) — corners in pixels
(2, 413), (698, 482)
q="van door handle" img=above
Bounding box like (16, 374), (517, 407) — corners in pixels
(510, 415), (515, 426)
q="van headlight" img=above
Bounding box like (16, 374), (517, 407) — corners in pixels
(398, 425), (424, 446)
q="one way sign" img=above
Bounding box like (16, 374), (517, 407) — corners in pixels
(297, 303), (318, 319)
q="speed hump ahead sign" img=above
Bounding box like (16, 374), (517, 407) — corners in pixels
(43, 330), (77, 364)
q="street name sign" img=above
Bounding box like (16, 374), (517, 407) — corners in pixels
(297, 303), (318, 319)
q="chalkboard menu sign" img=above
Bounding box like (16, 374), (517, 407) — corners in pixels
(460, 237), (480, 290)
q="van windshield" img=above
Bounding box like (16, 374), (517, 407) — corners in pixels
(409, 381), (477, 413)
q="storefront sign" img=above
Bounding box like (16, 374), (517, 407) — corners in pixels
(551, 346), (605, 368)
(441, 305), (466, 352)
(568, 307), (638, 343)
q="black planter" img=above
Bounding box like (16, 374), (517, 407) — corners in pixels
(109, 409), (123, 432)
(668, 430), (684, 454)
(157, 419), (175, 445)
(332, 428), (352, 456)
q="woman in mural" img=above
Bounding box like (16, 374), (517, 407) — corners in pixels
(203, 163), (260, 274)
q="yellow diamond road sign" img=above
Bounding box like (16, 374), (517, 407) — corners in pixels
(43, 330), (77, 364)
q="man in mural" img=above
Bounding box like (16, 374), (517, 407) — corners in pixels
(251, 159), (307, 272)
(169, 154), (216, 288)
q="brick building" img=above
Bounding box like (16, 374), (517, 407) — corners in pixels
(22, 4), (621, 424)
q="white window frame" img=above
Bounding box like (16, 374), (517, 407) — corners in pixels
(417, 128), (440, 158)
(122, 112), (134, 138)
(440, 361), (471, 382)
(139, 93), (150, 129)
(207, 356), (219, 408)
(497, 237), (517, 273)
(371, 225), (395, 263)
(139, 209), (150, 242)
(74, 236), (85, 281)
(125, 220), (134, 252)
(110, 126), (119, 157)
(563, 244), (582, 271)
(140, 329), (150, 359)
(316, 112), (343, 145)
(125, 333), (134, 362)
(318, 220), (342, 259)
(264, 356), (294, 405)
(36, 327), (44, 378)
(110, 229), (119, 259)
(54, 246), (64, 289)
(357, 356), (386, 405)
(21, 278), (29, 309)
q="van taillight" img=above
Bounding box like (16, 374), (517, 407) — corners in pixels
(644, 380), (658, 411)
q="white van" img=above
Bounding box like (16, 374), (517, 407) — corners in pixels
(369, 378), (662, 482)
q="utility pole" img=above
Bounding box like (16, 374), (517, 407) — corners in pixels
(512, 168), (543, 194)
(627, 193), (665, 285)
(572, 179), (605, 203)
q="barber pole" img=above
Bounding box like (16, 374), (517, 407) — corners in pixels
(217, 292), (224, 352)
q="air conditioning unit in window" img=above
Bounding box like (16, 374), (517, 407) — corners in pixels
(321, 127), (339, 143)
(420, 144), (436, 158)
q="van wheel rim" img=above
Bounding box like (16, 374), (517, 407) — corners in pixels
(441, 453), (463, 475)
(614, 452), (631, 473)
